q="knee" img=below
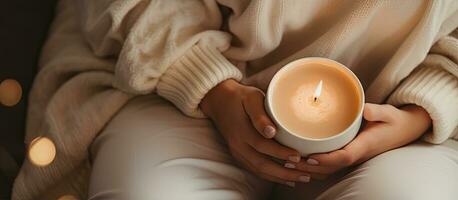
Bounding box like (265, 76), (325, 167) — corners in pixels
(351, 145), (458, 200)
(133, 159), (255, 200)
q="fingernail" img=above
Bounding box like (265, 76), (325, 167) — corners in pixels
(299, 175), (310, 183)
(284, 163), (296, 169)
(263, 126), (276, 138)
(307, 158), (319, 165)
(285, 181), (295, 187)
(288, 155), (301, 163)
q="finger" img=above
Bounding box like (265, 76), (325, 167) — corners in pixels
(308, 128), (371, 167)
(243, 145), (310, 183)
(307, 149), (355, 167)
(293, 161), (339, 174)
(240, 113), (301, 163)
(256, 156), (311, 183)
(243, 89), (277, 138)
(289, 161), (333, 180)
(230, 147), (297, 187)
(363, 103), (396, 122)
(249, 137), (301, 163)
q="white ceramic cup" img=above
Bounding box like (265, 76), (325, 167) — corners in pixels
(265, 57), (365, 156)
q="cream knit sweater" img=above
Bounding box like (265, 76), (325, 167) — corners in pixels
(13, 0), (458, 199)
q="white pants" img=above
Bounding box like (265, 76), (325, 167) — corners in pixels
(88, 95), (458, 200)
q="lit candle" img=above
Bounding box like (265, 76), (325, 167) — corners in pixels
(313, 80), (323, 103)
(266, 57), (364, 155)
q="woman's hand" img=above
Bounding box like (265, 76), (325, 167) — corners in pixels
(290, 103), (432, 180)
(201, 79), (310, 187)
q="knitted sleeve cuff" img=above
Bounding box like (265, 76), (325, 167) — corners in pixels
(156, 43), (243, 118)
(387, 65), (458, 144)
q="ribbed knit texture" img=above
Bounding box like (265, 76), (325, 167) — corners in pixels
(388, 65), (458, 143)
(388, 34), (458, 143)
(157, 44), (243, 118)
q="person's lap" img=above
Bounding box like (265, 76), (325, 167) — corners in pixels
(89, 95), (458, 200)
(88, 95), (272, 200)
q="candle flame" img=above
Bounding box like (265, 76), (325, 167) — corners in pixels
(313, 80), (323, 102)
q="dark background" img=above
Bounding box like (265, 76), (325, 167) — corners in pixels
(0, 1), (57, 199)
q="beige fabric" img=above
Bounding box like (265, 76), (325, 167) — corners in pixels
(13, 0), (458, 199)
(88, 95), (271, 200)
(89, 95), (458, 200)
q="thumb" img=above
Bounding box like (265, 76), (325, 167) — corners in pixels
(363, 103), (396, 122)
(244, 89), (277, 138)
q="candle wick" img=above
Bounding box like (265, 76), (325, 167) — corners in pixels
(313, 80), (323, 103)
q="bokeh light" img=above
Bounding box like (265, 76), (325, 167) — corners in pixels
(28, 137), (56, 167)
(0, 79), (22, 107)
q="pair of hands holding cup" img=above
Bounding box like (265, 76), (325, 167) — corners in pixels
(200, 79), (432, 187)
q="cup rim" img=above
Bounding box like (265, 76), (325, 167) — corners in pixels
(266, 57), (365, 141)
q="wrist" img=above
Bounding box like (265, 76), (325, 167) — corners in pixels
(350, 135), (374, 165)
(200, 79), (241, 119)
(400, 104), (432, 131)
